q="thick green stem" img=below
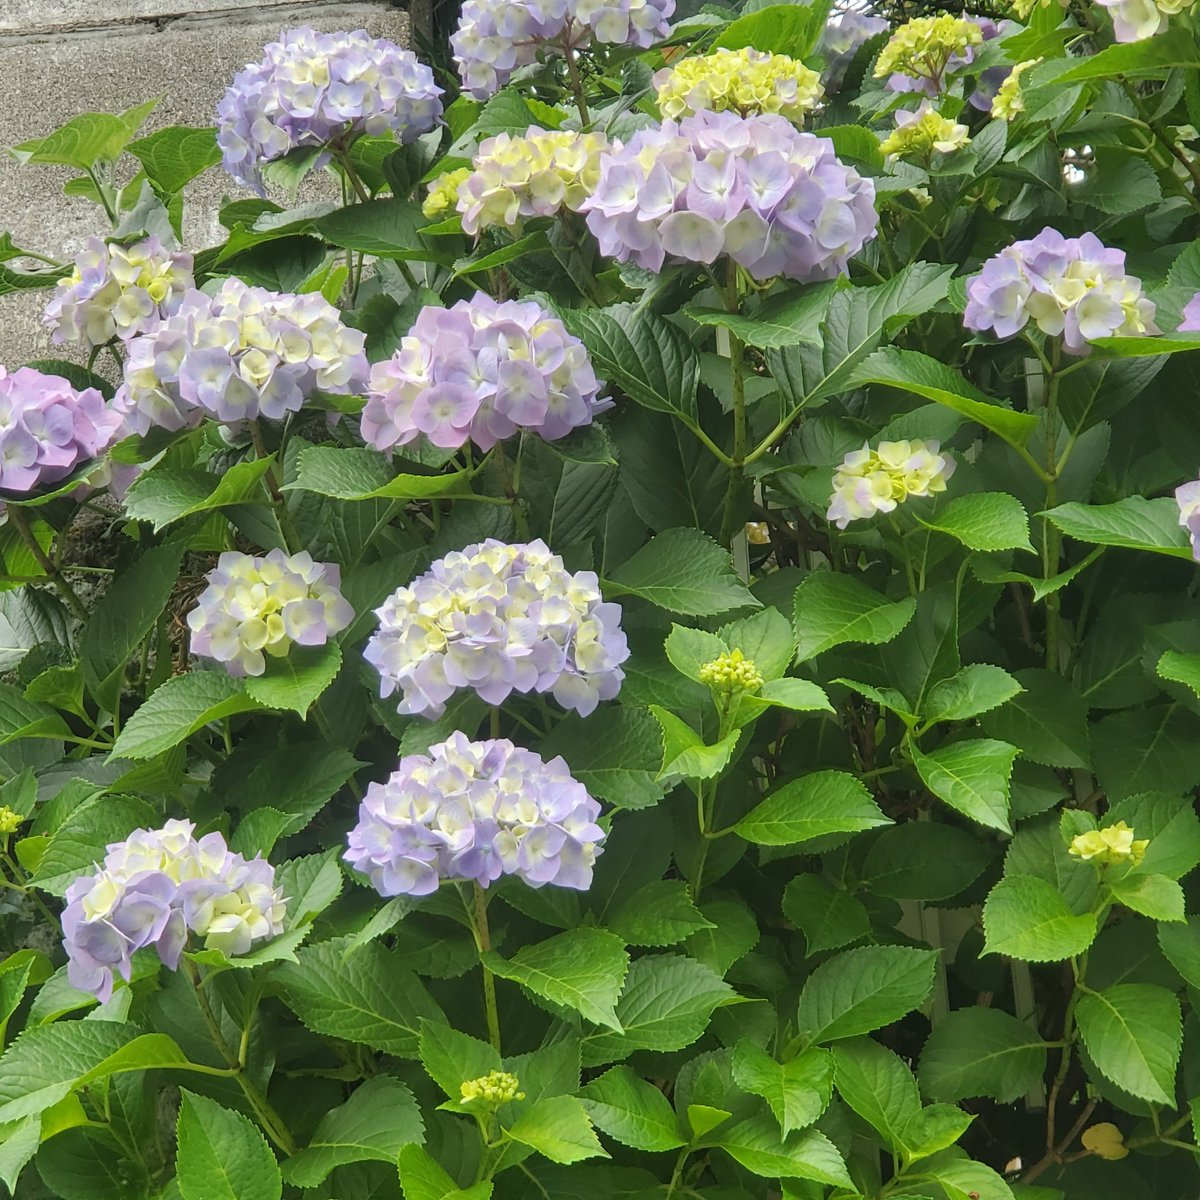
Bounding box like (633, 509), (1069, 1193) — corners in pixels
(719, 262), (748, 547)
(1042, 348), (1063, 672)
(249, 421), (303, 554)
(472, 883), (502, 1054)
(7, 506), (89, 622)
(562, 34), (591, 126)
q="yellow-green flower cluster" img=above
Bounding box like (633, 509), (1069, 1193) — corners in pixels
(423, 166), (472, 219)
(1068, 821), (1149, 867)
(460, 1070), (525, 1106)
(654, 47), (824, 124)
(827, 438), (955, 528)
(456, 129), (610, 235)
(881, 102), (970, 160)
(0, 807), (22, 835)
(699, 649), (764, 694)
(991, 58), (1042, 120)
(1011, 0), (1063, 18)
(874, 15), (983, 87)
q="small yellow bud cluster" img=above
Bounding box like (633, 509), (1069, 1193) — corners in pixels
(460, 1070), (525, 1106)
(655, 47), (824, 124)
(423, 167), (473, 219)
(874, 15), (983, 87)
(1068, 821), (1149, 867)
(699, 649), (764, 694)
(991, 59), (1043, 121)
(0, 807), (22, 835)
(881, 103), (970, 161)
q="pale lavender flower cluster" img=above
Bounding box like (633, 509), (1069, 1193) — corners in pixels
(217, 26), (443, 192)
(451, 0), (674, 99)
(62, 820), (286, 1002)
(1178, 292), (1200, 332)
(964, 227), (1158, 356)
(580, 109), (878, 281)
(1176, 476), (1200, 560)
(44, 237), (194, 350)
(115, 277), (368, 434)
(361, 295), (608, 453)
(365, 539), (628, 719)
(0, 366), (124, 495)
(188, 549), (355, 678)
(345, 733), (605, 895)
(818, 10), (888, 92)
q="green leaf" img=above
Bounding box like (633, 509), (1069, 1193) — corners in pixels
(128, 126), (220, 194)
(418, 1021), (499, 1101)
(282, 1076), (424, 1187)
(1157, 650), (1200, 699)
(732, 1042), (833, 1136)
(979, 668), (1091, 769)
(561, 306), (699, 423)
(0, 1115), (38, 1195)
(579, 1066), (685, 1152)
(481, 929), (629, 1030)
(923, 665), (1024, 725)
(109, 672), (263, 760)
(399, 1145), (493, 1200)
(782, 874), (870, 953)
(664, 625), (728, 681)
(287, 445), (471, 501)
(581, 955), (737, 1066)
(1092, 709), (1200, 801)
(714, 2), (826, 55)
(795, 946), (938, 1046)
(718, 608), (796, 680)
(1041, 497), (1192, 558)
(1056, 28), (1200, 81)
(920, 493), (1034, 553)
(538, 707), (664, 811)
(606, 881), (712, 947)
(317, 198), (449, 262)
(911, 739), (1017, 833)
(243, 644), (341, 716)
(1158, 915), (1200, 987)
(505, 1096), (608, 1165)
(736, 770), (889, 846)
(831, 1038), (920, 1153)
(79, 543), (184, 714)
(276, 940), (443, 1056)
(713, 1116), (852, 1188)
(899, 1107), (975, 1163)
(122, 458), (278, 530)
(608, 529), (759, 616)
(29, 792), (155, 894)
(752, 678), (834, 714)
(1108, 873), (1185, 922)
(919, 1007), (1047, 1104)
(1075, 984), (1181, 1105)
(11, 112), (137, 171)
(651, 705), (740, 783)
(277, 851), (344, 930)
(793, 573), (916, 661)
(176, 1091), (282, 1200)
(982, 876), (1097, 962)
(684, 899), (760, 977)
(847, 348), (1039, 450)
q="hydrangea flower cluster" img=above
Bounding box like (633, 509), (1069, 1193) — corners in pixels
(0, 366), (124, 495)
(581, 109), (878, 281)
(699, 649), (764, 694)
(880, 102), (970, 161)
(457, 129), (610, 235)
(216, 26), (443, 191)
(992, 58), (1042, 120)
(875, 14), (983, 94)
(423, 166), (473, 219)
(62, 820), (286, 1002)
(365, 539), (628, 718)
(461, 1071), (525, 1106)
(818, 11), (888, 92)
(1180, 292), (1200, 332)
(44, 237), (194, 349)
(344, 733), (606, 894)
(1068, 821), (1148, 866)
(187, 550), (354, 678)
(452, 0), (675, 98)
(654, 47), (823, 123)
(115, 277), (369, 434)
(361, 295), (607, 453)
(1095, 0), (1194, 41)
(1175, 476), (1200, 560)
(827, 439), (955, 529)
(963, 228), (1159, 356)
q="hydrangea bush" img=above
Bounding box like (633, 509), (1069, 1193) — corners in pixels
(0, 5), (1199, 1200)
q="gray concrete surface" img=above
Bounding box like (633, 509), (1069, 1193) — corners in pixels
(0, 1), (411, 368)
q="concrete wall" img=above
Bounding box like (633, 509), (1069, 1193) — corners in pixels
(0, 0), (411, 367)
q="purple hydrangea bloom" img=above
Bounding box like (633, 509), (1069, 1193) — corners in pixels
(964, 227), (1158, 356)
(187, 549), (355, 678)
(114, 277), (368, 435)
(44, 237), (194, 349)
(365, 539), (628, 719)
(62, 819), (286, 1002)
(1178, 293), (1200, 332)
(452, 0), (674, 99)
(580, 109), (877, 281)
(818, 11), (888, 92)
(362, 295), (608, 454)
(217, 27), (443, 192)
(1177, 478), (1200, 560)
(0, 366), (124, 495)
(345, 732), (605, 895)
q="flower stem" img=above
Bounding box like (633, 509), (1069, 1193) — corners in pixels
(472, 883), (502, 1054)
(719, 260), (748, 547)
(6, 506), (89, 622)
(250, 420), (303, 554)
(562, 33), (591, 127)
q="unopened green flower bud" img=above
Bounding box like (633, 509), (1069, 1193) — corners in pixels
(698, 649), (764, 694)
(0, 807), (21, 835)
(460, 1070), (524, 1106)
